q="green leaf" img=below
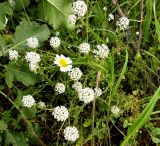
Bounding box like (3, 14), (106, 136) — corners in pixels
(0, 2), (13, 30)
(15, 0), (30, 11)
(120, 86), (160, 146)
(151, 128), (160, 136)
(83, 119), (92, 127)
(5, 62), (41, 87)
(151, 136), (160, 144)
(38, 0), (72, 29)
(0, 120), (7, 131)
(13, 20), (50, 50)
(20, 107), (37, 119)
(5, 131), (28, 146)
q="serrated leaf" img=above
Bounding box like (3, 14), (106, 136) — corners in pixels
(0, 120), (7, 131)
(5, 62), (41, 87)
(38, 0), (72, 29)
(13, 20), (50, 50)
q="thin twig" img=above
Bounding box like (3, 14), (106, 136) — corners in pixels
(138, 0), (144, 50)
(92, 71), (101, 146)
(112, 0), (124, 17)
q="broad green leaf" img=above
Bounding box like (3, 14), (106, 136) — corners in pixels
(5, 62), (41, 87)
(13, 20), (50, 50)
(0, 120), (7, 130)
(120, 86), (160, 146)
(0, 2), (13, 30)
(38, 0), (72, 29)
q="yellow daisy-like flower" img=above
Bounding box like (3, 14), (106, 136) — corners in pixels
(54, 54), (72, 72)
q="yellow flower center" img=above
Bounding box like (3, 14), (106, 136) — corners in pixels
(58, 58), (68, 67)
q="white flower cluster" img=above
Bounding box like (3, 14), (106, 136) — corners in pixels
(22, 95), (35, 108)
(68, 14), (77, 25)
(116, 16), (129, 31)
(72, 82), (82, 92)
(26, 37), (39, 48)
(50, 37), (61, 49)
(93, 44), (109, 59)
(54, 54), (72, 72)
(94, 87), (102, 97)
(78, 87), (95, 103)
(52, 106), (69, 121)
(63, 126), (79, 142)
(72, 1), (87, 17)
(54, 83), (65, 94)
(37, 101), (46, 109)
(108, 13), (114, 21)
(25, 52), (41, 72)
(8, 50), (19, 60)
(78, 43), (90, 54)
(111, 105), (120, 114)
(68, 68), (82, 81)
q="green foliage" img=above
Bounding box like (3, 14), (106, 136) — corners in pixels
(13, 20), (50, 50)
(121, 86), (160, 146)
(0, 0), (159, 145)
(0, 2), (13, 30)
(38, 0), (72, 29)
(5, 62), (41, 87)
(15, 0), (30, 11)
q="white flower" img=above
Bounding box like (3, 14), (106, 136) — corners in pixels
(25, 52), (41, 64)
(37, 101), (46, 109)
(116, 16), (129, 31)
(50, 37), (61, 49)
(54, 54), (72, 72)
(54, 83), (65, 94)
(27, 37), (39, 48)
(93, 44), (109, 59)
(63, 126), (79, 142)
(78, 43), (90, 54)
(136, 31), (139, 35)
(22, 95), (35, 108)
(68, 68), (82, 81)
(94, 88), (102, 97)
(52, 106), (69, 122)
(29, 62), (39, 73)
(111, 105), (120, 114)
(72, 82), (82, 92)
(78, 87), (95, 103)
(8, 50), (19, 60)
(108, 13), (114, 21)
(103, 7), (107, 11)
(72, 0), (87, 17)
(68, 14), (77, 25)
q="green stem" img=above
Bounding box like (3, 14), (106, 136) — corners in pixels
(0, 91), (46, 146)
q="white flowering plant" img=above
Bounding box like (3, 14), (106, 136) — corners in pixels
(0, 0), (159, 146)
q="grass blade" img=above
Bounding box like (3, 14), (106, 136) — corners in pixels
(120, 86), (160, 146)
